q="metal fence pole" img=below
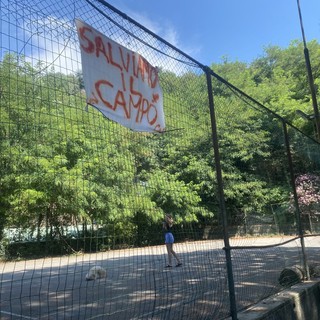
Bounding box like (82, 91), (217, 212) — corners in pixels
(204, 66), (238, 319)
(296, 0), (320, 142)
(282, 120), (310, 279)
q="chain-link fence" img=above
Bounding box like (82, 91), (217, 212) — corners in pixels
(1, 0), (320, 319)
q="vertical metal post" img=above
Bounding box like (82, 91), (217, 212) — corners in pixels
(204, 66), (238, 319)
(296, 0), (320, 141)
(282, 120), (309, 279)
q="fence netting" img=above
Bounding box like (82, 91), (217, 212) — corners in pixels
(1, 0), (320, 319)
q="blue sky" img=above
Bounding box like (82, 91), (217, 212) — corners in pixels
(104, 0), (320, 65)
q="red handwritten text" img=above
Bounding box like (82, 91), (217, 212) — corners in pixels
(78, 22), (164, 132)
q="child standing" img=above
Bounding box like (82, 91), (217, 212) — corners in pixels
(163, 214), (182, 268)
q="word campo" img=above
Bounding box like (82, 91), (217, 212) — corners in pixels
(78, 25), (164, 131)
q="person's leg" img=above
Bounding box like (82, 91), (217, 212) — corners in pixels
(172, 250), (181, 264)
(166, 243), (173, 266)
(171, 245), (181, 265)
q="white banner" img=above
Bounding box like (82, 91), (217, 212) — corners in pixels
(76, 19), (165, 132)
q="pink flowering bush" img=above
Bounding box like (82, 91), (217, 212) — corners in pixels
(293, 174), (320, 216)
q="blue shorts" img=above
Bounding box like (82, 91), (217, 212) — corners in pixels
(165, 232), (174, 244)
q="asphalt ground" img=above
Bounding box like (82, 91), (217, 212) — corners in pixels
(1, 236), (319, 320)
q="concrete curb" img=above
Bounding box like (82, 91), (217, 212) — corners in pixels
(234, 280), (320, 320)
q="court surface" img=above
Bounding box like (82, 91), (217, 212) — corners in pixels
(1, 236), (319, 319)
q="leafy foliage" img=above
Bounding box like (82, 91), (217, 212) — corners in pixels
(1, 39), (320, 256)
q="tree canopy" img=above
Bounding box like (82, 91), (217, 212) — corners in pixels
(1, 39), (320, 254)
